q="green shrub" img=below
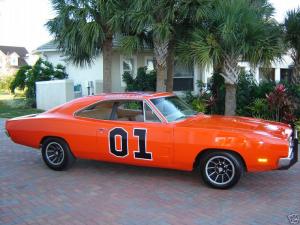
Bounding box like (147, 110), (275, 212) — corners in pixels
(248, 98), (270, 119)
(0, 75), (15, 93)
(182, 71), (299, 124)
(122, 67), (156, 91)
(236, 72), (257, 116)
(10, 59), (68, 101)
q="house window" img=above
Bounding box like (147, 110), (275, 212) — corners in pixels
(121, 56), (136, 87)
(123, 58), (134, 75)
(280, 68), (292, 82)
(259, 68), (275, 82)
(10, 56), (18, 66)
(145, 57), (155, 72)
(173, 61), (194, 91)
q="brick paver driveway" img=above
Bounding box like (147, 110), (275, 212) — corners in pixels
(0, 119), (299, 225)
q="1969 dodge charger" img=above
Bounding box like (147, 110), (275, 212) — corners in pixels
(5, 92), (298, 189)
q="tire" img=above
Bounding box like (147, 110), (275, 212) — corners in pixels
(41, 138), (75, 171)
(200, 151), (243, 189)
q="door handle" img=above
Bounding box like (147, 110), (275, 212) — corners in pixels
(98, 128), (107, 133)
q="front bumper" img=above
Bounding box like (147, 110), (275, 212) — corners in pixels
(278, 129), (298, 170)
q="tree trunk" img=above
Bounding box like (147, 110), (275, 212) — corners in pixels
(166, 44), (174, 92)
(153, 40), (168, 92)
(156, 66), (166, 92)
(102, 37), (113, 93)
(225, 83), (237, 116)
(291, 61), (300, 84)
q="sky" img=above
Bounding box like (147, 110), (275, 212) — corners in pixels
(0, 0), (299, 53)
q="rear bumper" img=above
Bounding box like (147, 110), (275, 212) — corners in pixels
(278, 130), (298, 170)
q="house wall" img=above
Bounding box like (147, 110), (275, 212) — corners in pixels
(42, 50), (155, 95)
(42, 51), (103, 96)
(113, 51), (154, 91)
(40, 49), (294, 96)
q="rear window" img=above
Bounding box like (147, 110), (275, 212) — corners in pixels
(76, 101), (114, 120)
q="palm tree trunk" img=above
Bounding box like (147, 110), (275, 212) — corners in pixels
(156, 65), (166, 92)
(166, 44), (174, 92)
(102, 37), (113, 93)
(225, 83), (236, 116)
(292, 60), (300, 84)
(153, 40), (168, 92)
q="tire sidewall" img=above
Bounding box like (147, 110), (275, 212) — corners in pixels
(200, 151), (243, 189)
(42, 138), (73, 171)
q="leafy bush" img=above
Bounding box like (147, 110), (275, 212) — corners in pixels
(236, 72), (257, 116)
(122, 67), (156, 91)
(266, 84), (296, 123)
(10, 59), (68, 103)
(248, 98), (270, 119)
(0, 75), (15, 93)
(182, 71), (299, 125)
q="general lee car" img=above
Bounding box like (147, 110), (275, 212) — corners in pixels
(5, 92), (298, 189)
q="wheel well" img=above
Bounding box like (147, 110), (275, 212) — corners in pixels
(40, 136), (68, 147)
(193, 149), (247, 172)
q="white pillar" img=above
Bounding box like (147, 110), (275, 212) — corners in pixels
(194, 63), (201, 93)
(275, 68), (281, 82)
(254, 67), (260, 83)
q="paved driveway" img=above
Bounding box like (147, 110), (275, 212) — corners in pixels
(0, 120), (299, 225)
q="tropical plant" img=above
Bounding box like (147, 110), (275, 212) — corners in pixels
(122, 67), (156, 91)
(236, 72), (257, 116)
(47, 0), (128, 92)
(248, 98), (270, 120)
(121, 0), (207, 92)
(10, 59), (68, 104)
(283, 7), (300, 84)
(266, 84), (296, 123)
(177, 0), (283, 115)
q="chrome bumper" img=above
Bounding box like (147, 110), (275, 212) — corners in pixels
(278, 129), (298, 170)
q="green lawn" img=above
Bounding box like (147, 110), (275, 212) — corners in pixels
(0, 93), (44, 118)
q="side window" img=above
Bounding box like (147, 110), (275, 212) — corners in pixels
(144, 103), (161, 122)
(76, 101), (114, 120)
(114, 101), (144, 122)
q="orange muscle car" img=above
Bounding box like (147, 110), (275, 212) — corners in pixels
(5, 92), (298, 189)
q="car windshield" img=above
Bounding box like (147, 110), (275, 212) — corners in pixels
(150, 96), (197, 122)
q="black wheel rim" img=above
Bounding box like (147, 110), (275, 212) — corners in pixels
(45, 142), (65, 166)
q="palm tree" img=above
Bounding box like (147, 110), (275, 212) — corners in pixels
(177, 0), (283, 115)
(284, 8), (300, 84)
(121, 0), (207, 92)
(47, 0), (126, 92)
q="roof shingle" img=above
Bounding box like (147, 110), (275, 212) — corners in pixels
(0, 46), (28, 57)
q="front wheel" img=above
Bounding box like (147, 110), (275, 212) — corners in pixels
(200, 151), (244, 189)
(41, 138), (75, 171)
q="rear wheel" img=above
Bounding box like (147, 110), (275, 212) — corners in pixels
(41, 138), (75, 171)
(200, 151), (243, 189)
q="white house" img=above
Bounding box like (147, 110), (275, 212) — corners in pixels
(33, 40), (294, 110)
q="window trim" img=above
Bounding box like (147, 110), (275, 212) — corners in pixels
(74, 99), (115, 121)
(74, 99), (164, 123)
(120, 55), (137, 87)
(143, 101), (163, 123)
(144, 56), (155, 72)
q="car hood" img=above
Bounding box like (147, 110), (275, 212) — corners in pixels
(180, 114), (292, 140)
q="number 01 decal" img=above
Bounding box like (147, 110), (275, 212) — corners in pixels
(109, 128), (152, 160)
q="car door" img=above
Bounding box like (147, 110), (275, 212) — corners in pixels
(96, 99), (173, 167)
